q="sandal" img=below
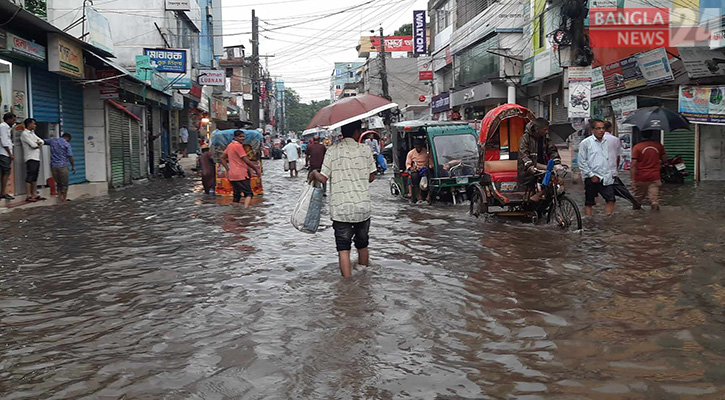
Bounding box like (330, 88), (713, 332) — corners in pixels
(35, 196), (47, 201)
(25, 197), (38, 203)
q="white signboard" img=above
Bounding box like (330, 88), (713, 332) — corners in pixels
(636, 47), (673, 85)
(198, 70), (225, 86)
(677, 47), (725, 78)
(591, 67), (607, 98)
(165, 0), (190, 11)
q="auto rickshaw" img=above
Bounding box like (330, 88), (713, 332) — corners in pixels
(468, 104), (582, 230)
(389, 121), (479, 205)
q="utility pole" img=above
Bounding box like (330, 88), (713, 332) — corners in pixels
(251, 9), (260, 128)
(378, 26), (390, 100)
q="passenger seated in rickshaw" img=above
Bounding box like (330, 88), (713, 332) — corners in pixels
(518, 118), (563, 201)
(406, 138), (433, 202)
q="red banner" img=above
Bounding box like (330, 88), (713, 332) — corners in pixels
(369, 36), (413, 52)
(419, 71), (433, 80)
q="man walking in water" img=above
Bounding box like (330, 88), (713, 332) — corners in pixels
(631, 129), (667, 211)
(282, 139), (300, 177)
(221, 130), (261, 208)
(579, 118), (615, 215)
(309, 120), (377, 278)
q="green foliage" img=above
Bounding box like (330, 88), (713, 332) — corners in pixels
(394, 23), (412, 36)
(285, 88), (330, 133)
(25, 0), (47, 17)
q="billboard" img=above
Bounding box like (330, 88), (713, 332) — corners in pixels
(413, 10), (427, 55)
(86, 8), (114, 55)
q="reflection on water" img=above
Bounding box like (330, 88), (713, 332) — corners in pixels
(1, 160), (724, 399)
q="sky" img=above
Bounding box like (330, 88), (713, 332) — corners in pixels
(221, 0), (428, 103)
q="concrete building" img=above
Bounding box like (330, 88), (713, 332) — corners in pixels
(330, 62), (365, 101)
(362, 57), (431, 119)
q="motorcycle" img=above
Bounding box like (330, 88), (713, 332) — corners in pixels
(159, 153), (185, 179)
(661, 155), (688, 184)
(570, 90), (590, 111)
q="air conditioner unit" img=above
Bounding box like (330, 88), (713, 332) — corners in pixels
(347, 63), (352, 69)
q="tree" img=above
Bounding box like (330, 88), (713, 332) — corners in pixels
(394, 23), (412, 36)
(25, 0), (47, 18)
(284, 88), (330, 133)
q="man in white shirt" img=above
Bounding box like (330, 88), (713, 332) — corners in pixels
(604, 121), (639, 209)
(20, 118), (45, 202)
(282, 139), (301, 178)
(179, 125), (189, 157)
(579, 118), (615, 216)
(309, 120), (377, 278)
(0, 112), (16, 200)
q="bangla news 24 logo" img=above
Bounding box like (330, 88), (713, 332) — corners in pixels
(588, 7), (724, 48)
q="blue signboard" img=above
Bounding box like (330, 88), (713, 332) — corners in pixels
(143, 48), (187, 73)
(413, 10), (427, 55)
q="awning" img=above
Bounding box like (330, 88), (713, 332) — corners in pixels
(86, 50), (144, 84)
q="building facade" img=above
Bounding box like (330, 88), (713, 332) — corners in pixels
(330, 62), (364, 101)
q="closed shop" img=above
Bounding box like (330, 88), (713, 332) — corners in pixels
(30, 65), (86, 185)
(663, 129), (695, 180)
(107, 101), (142, 187)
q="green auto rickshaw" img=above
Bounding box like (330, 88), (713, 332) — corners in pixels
(389, 120), (480, 205)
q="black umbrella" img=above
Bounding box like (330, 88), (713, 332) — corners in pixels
(613, 177), (639, 208)
(621, 106), (690, 132)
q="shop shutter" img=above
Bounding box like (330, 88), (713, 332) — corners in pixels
(122, 116), (132, 185)
(108, 106), (125, 188)
(60, 80), (85, 185)
(663, 129), (695, 180)
(30, 66), (60, 122)
(131, 121), (142, 179)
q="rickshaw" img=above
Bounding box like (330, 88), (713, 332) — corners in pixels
(468, 104), (582, 230)
(211, 129), (265, 196)
(389, 121), (479, 205)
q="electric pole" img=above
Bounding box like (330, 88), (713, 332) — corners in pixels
(379, 26), (390, 100)
(251, 9), (260, 128)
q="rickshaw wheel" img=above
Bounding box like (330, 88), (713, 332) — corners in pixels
(548, 195), (583, 231)
(469, 184), (486, 218)
(390, 179), (402, 196)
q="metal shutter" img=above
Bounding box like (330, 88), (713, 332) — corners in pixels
(131, 121), (142, 180)
(30, 66), (60, 123)
(122, 116), (132, 185)
(663, 129), (695, 180)
(60, 80), (86, 185)
(108, 106), (125, 188)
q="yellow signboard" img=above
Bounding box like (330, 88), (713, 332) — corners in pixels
(48, 34), (85, 78)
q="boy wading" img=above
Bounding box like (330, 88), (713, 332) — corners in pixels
(309, 120), (376, 278)
(221, 130), (261, 208)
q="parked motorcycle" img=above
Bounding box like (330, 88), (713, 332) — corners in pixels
(159, 153), (185, 179)
(661, 155), (688, 183)
(570, 90), (590, 110)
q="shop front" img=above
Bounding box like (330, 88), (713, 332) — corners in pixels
(679, 85), (725, 181)
(450, 81), (507, 122)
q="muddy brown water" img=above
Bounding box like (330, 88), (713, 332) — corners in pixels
(1, 159), (724, 399)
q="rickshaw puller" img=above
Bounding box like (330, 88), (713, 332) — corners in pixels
(518, 118), (563, 202)
(406, 138), (432, 202)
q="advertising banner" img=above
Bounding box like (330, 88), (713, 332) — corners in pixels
(677, 47), (725, 78)
(611, 95), (637, 169)
(679, 85), (725, 124)
(568, 66), (592, 119)
(97, 70), (119, 99)
(636, 47), (673, 85)
(591, 67), (607, 97)
(143, 48), (187, 73)
(431, 92), (450, 114)
(413, 10), (427, 55)
(48, 34), (84, 78)
(620, 55), (646, 89)
(603, 60), (625, 92)
(86, 8), (114, 55)
(198, 69), (225, 85)
(367, 36), (413, 52)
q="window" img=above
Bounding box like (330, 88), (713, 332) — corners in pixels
(436, 1), (453, 31)
(457, 0), (490, 28)
(453, 36), (499, 86)
(335, 85), (341, 90)
(349, 71), (354, 78)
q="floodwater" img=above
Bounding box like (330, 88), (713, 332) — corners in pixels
(1, 160), (724, 399)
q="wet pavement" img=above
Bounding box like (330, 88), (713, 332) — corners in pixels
(1, 159), (724, 399)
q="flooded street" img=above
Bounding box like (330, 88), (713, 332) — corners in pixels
(1, 159), (724, 399)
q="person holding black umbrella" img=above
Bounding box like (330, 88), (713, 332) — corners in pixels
(604, 121), (640, 209)
(631, 129), (667, 211)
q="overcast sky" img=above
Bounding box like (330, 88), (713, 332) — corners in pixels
(221, 0), (428, 103)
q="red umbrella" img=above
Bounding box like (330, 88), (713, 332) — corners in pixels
(306, 94), (397, 131)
